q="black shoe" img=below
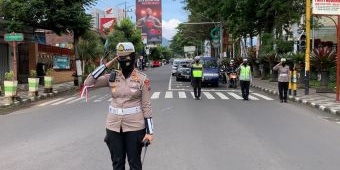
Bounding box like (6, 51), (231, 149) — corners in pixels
(284, 100), (287, 103)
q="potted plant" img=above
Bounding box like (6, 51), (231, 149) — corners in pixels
(28, 70), (39, 97)
(290, 52), (305, 88)
(44, 68), (54, 93)
(310, 44), (336, 93)
(4, 71), (18, 101)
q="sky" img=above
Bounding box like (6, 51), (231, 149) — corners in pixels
(91, 0), (188, 40)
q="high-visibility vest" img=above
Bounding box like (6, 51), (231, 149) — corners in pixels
(239, 65), (251, 81)
(192, 64), (203, 78)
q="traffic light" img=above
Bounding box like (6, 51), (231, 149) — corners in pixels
(298, 33), (306, 52)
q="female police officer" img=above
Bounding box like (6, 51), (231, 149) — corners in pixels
(83, 42), (154, 170)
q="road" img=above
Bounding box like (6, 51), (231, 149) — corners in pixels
(1, 64), (340, 170)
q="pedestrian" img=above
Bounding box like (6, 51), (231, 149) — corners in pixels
(191, 56), (203, 100)
(273, 58), (290, 103)
(237, 58), (252, 100)
(83, 42), (154, 170)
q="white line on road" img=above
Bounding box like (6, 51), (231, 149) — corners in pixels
(168, 75), (172, 90)
(178, 91), (187, 98)
(165, 91), (173, 98)
(203, 92), (215, 99)
(51, 97), (77, 105)
(151, 92), (161, 99)
(215, 92), (229, 100)
(191, 92), (195, 98)
(252, 93), (274, 100)
(248, 95), (259, 100)
(66, 97), (83, 104)
(227, 92), (243, 99)
(38, 98), (65, 106)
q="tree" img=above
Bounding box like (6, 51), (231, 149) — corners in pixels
(77, 30), (103, 75)
(2, 0), (97, 59)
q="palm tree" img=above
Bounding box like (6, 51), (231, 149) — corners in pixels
(310, 44), (336, 92)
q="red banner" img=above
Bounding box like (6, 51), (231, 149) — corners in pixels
(136, 0), (162, 44)
(100, 18), (116, 32)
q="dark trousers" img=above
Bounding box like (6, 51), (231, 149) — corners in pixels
(240, 80), (250, 100)
(192, 78), (202, 98)
(278, 82), (289, 101)
(105, 128), (146, 170)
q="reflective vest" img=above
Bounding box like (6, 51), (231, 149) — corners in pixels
(239, 65), (251, 81)
(192, 64), (203, 78)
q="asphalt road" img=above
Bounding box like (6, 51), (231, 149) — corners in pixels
(1, 64), (340, 170)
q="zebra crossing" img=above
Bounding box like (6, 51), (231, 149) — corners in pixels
(36, 91), (274, 107)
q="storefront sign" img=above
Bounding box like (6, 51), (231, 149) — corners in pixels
(53, 56), (70, 69)
(313, 0), (340, 15)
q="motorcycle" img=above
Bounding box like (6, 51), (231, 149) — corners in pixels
(219, 68), (227, 84)
(228, 72), (238, 88)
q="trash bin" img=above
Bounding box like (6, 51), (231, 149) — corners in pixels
(36, 63), (46, 85)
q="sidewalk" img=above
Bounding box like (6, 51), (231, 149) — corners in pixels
(0, 82), (79, 108)
(251, 78), (340, 115)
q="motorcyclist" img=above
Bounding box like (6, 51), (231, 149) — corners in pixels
(226, 61), (238, 86)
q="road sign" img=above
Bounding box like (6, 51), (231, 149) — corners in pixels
(184, 46), (196, 52)
(4, 33), (24, 42)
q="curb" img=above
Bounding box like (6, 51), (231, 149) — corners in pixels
(0, 86), (79, 109)
(250, 84), (340, 116)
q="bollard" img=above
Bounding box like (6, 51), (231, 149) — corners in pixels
(292, 70), (297, 96)
(288, 70), (292, 95)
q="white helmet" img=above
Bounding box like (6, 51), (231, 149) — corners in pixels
(194, 56), (200, 61)
(116, 42), (135, 56)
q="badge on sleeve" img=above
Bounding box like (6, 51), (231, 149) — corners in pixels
(144, 79), (151, 91)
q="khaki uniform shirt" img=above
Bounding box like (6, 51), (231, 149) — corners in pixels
(84, 69), (152, 133)
(273, 64), (290, 82)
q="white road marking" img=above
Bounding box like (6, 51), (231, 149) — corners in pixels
(178, 91), (187, 98)
(151, 92), (161, 99)
(38, 98), (65, 106)
(51, 97), (77, 105)
(252, 93), (274, 100)
(215, 92), (229, 100)
(203, 92), (215, 99)
(191, 92), (195, 98)
(81, 95), (98, 102)
(165, 91), (173, 98)
(66, 97), (83, 104)
(94, 94), (110, 102)
(168, 75), (172, 90)
(227, 92), (243, 99)
(248, 95), (259, 100)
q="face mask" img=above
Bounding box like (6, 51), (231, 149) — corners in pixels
(118, 53), (136, 76)
(282, 62), (286, 67)
(195, 60), (199, 64)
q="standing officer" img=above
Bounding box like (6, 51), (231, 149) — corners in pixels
(273, 58), (290, 103)
(237, 58), (252, 100)
(191, 56), (203, 100)
(83, 42), (154, 170)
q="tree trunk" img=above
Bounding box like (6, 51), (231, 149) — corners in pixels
(316, 71), (333, 93)
(253, 64), (261, 78)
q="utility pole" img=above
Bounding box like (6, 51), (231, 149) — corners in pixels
(123, 1), (133, 19)
(305, 0), (311, 95)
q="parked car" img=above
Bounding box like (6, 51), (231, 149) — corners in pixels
(175, 61), (192, 81)
(171, 59), (181, 76)
(151, 60), (161, 67)
(200, 57), (219, 87)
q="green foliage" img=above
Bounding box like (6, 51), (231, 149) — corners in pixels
(77, 30), (103, 62)
(46, 68), (54, 76)
(4, 71), (14, 81)
(106, 19), (143, 58)
(29, 70), (37, 78)
(149, 47), (161, 61)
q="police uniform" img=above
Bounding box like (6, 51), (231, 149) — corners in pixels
(237, 59), (252, 100)
(83, 42), (153, 170)
(191, 57), (203, 100)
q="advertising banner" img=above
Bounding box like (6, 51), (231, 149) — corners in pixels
(100, 18), (116, 32)
(136, 0), (162, 44)
(313, 0), (340, 15)
(53, 56), (70, 69)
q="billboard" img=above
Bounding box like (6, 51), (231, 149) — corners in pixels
(100, 18), (116, 32)
(313, 0), (340, 15)
(136, 0), (162, 44)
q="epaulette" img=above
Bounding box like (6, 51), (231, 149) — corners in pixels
(136, 69), (147, 77)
